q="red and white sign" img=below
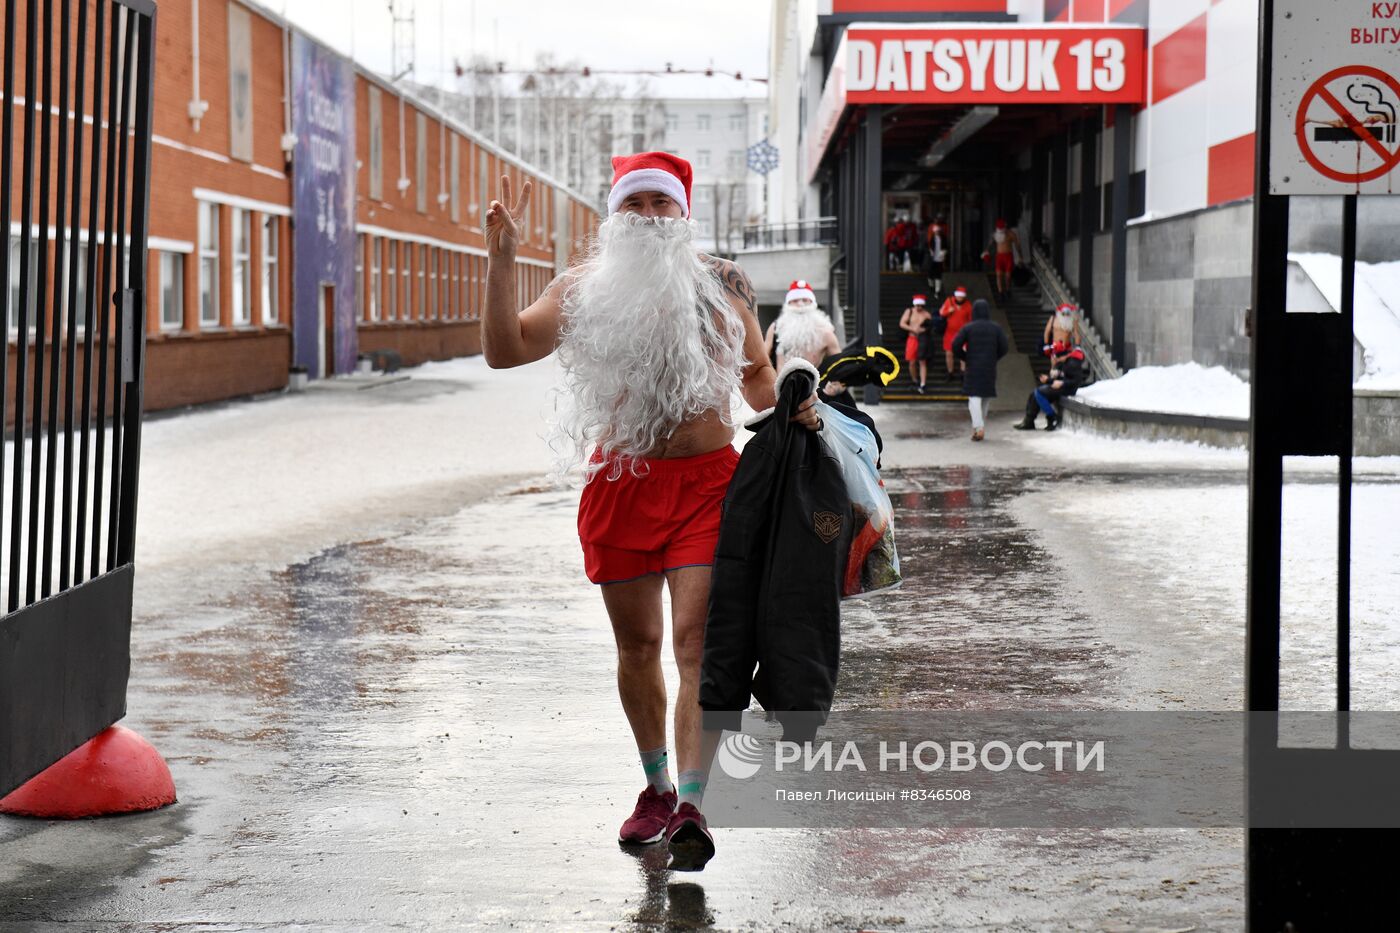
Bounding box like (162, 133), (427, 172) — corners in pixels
(1294, 66), (1400, 185)
(832, 1), (1008, 12)
(1270, 0), (1400, 195)
(844, 25), (1147, 105)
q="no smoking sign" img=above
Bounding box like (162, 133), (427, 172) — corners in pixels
(1270, 1), (1400, 195)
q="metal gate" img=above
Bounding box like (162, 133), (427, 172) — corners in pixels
(0, 0), (155, 796)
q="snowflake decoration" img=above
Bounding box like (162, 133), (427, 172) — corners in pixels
(747, 138), (780, 176)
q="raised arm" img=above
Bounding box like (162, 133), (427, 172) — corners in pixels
(482, 175), (565, 369)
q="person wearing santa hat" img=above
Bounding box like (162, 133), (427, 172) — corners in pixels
(479, 151), (819, 872)
(765, 280), (841, 373)
(938, 285), (973, 382)
(897, 294), (934, 393)
(981, 217), (1021, 301)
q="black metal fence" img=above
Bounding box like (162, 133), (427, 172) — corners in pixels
(0, 0), (155, 797)
(741, 217), (839, 251)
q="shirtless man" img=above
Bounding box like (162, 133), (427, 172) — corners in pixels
(983, 217), (1021, 301)
(480, 152), (819, 871)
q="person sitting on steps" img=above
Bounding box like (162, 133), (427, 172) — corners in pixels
(1014, 340), (1088, 431)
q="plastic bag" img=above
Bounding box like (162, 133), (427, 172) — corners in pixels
(816, 401), (902, 598)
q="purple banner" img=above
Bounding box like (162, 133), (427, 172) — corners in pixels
(292, 32), (357, 377)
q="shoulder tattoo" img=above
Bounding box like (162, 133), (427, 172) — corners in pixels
(712, 259), (756, 315)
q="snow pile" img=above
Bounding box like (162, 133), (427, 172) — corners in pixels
(1290, 252), (1400, 390)
(1075, 361), (1250, 419)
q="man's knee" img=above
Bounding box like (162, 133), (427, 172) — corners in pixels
(616, 630), (663, 666)
(672, 616), (707, 674)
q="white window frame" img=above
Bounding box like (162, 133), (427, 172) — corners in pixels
(261, 214), (279, 325)
(399, 242), (409, 320)
(369, 235), (381, 321)
(231, 207), (251, 326)
(696, 113), (711, 131)
(159, 250), (183, 331)
(428, 248), (438, 319)
(198, 201), (220, 327)
(451, 251), (460, 320)
(386, 238), (397, 320)
(417, 244), (427, 320)
(355, 233), (365, 319)
(8, 236), (38, 338)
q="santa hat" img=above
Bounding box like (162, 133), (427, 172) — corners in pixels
(785, 280), (817, 305)
(1056, 303), (1076, 315)
(911, 294), (927, 306)
(995, 218), (1007, 229)
(607, 152), (692, 217)
(953, 285), (967, 298)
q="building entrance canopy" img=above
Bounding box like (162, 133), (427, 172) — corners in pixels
(808, 23), (1145, 182)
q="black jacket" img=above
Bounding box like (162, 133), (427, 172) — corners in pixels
(951, 299), (1009, 398)
(1053, 349), (1088, 393)
(700, 364), (850, 742)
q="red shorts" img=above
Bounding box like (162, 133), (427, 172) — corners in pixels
(577, 445), (740, 585)
(904, 333), (920, 362)
(995, 251), (1014, 274)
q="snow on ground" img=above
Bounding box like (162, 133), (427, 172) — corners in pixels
(1075, 361), (1251, 419)
(129, 353), (566, 609)
(1291, 251), (1400, 390)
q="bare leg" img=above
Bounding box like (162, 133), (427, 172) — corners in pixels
(601, 575), (668, 754)
(666, 565), (712, 774)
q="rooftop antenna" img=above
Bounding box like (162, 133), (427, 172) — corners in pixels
(389, 0), (415, 82)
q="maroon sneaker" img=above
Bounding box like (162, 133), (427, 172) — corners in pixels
(665, 802), (715, 871)
(618, 786), (676, 845)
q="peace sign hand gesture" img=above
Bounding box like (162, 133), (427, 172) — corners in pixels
(485, 174), (533, 260)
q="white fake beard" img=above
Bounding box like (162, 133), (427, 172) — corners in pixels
(773, 303), (834, 363)
(551, 212), (748, 479)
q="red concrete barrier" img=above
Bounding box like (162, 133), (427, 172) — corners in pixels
(0, 725), (176, 819)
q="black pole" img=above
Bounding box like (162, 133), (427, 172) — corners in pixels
(0, 0), (16, 591)
(1110, 104), (1131, 370)
(1336, 193), (1355, 750)
(1246, 0), (1286, 923)
(861, 105), (883, 406)
(42, 0), (73, 599)
(60, 0), (91, 593)
(1077, 112), (1098, 319)
(118, 8), (156, 567)
(74, 0), (108, 587)
(1051, 131), (1068, 274)
(1030, 142), (1045, 246)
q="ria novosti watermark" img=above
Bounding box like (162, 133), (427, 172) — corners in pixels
(699, 711), (1400, 829)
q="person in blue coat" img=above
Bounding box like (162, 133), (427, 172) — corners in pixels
(950, 299), (1009, 441)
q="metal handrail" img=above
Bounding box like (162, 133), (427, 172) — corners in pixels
(1028, 242), (1123, 381)
(740, 216), (838, 251)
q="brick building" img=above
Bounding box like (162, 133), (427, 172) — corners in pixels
(6, 0), (599, 417)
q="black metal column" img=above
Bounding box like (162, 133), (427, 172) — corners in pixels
(1078, 112), (1098, 317)
(860, 105), (883, 405)
(1051, 132), (1068, 273)
(1110, 104), (1131, 369)
(1030, 142), (1045, 245)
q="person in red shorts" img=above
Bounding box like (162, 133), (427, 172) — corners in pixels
(982, 217), (1021, 302)
(479, 151), (819, 871)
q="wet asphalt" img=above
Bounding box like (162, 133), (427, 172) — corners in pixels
(0, 404), (1290, 931)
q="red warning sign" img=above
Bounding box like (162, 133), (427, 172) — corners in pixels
(1294, 65), (1400, 185)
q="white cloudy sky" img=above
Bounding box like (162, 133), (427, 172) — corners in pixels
(277, 0), (773, 99)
